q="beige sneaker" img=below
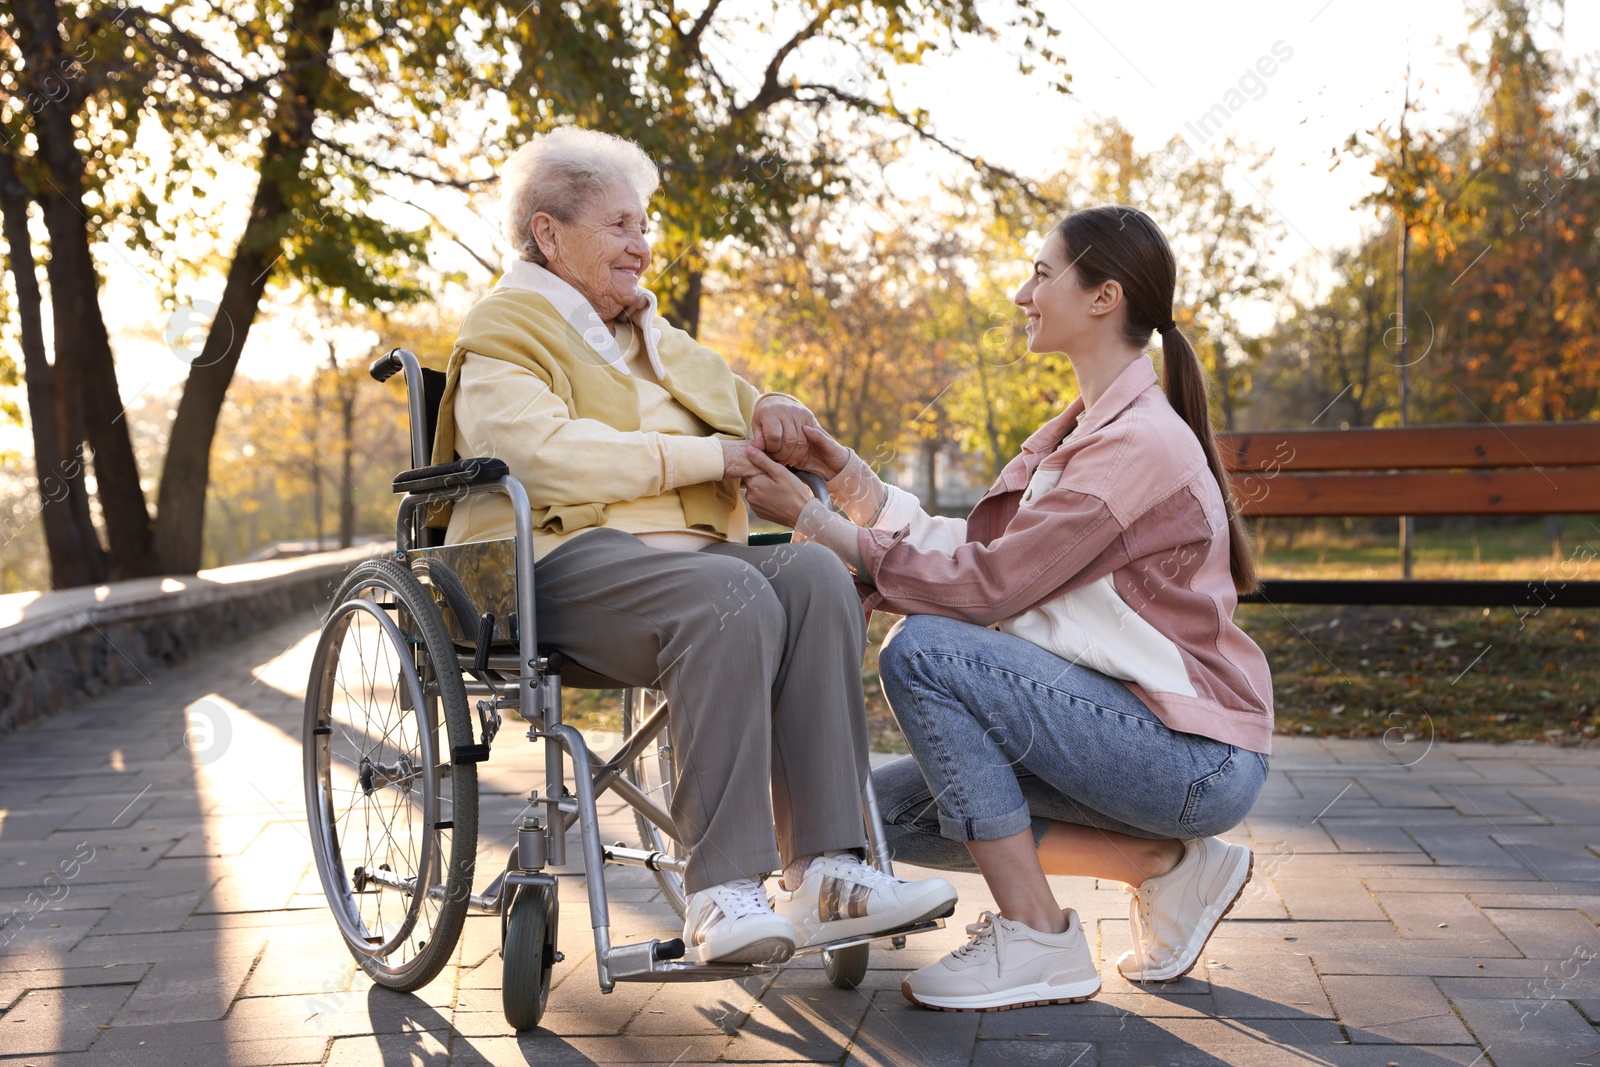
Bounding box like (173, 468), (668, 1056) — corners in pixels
(901, 909), (1100, 1012)
(1117, 836), (1253, 983)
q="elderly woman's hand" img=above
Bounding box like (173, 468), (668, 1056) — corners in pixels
(720, 439), (767, 479)
(751, 397), (819, 468)
(743, 447), (817, 529)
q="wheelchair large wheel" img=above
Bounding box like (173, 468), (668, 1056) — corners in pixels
(502, 881), (559, 1031)
(303, 557), (479, 991)
(623, 688), (688, 918)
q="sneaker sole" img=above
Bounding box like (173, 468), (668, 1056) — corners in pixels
(1118, 849), (1254, 984)
(791, 892), (959, 950)
(901, 977), (1101, 1012)
(692, 935), (796, 966)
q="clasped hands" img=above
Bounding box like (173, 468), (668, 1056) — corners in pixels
(721, 399), (851, 529)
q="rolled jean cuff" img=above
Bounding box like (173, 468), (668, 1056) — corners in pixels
(938, 801), (1032, 843)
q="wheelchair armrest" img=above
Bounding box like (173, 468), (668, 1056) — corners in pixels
(392, 458), (510, 495)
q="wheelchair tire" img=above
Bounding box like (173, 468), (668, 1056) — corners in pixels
(622, 689), (689, 918)
(303, 557), (479, 992)
(502, 882), (558, 1031)
(823, 943), (870, 989)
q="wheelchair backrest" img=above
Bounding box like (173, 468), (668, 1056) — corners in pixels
(369, 349), (450, 471)
(418, 365), (448, 467)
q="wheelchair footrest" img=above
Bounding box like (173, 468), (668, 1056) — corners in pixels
(791, 917), (947, 957)
(453, 743), (491, 764)
(606, 939), (766, 983)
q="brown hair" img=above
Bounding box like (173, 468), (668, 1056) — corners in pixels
(1054, 205), (1259, 595)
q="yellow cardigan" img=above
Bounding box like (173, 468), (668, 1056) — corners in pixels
(430, 285), (757, 539)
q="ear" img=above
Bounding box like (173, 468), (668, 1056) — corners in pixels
(530, 212), (560, 263)
(1090, 279), (1124, 318)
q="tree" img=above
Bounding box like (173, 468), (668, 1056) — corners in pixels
(1254, 226), (1418, 430)
(1335, 0), (1600, 428)
(2, 0), (1068, 589)
(707, 201), (951, 461)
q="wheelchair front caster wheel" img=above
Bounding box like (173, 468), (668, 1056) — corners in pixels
(822, 942), (869, 990)
(503, 883), (559, 1031)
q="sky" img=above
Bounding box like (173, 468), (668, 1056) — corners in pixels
(896, 0), (1598, 279)
(55, 0), (1600, 420)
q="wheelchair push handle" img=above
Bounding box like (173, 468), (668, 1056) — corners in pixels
(793, 469), (830, 510)
(369, 349), (408, 383)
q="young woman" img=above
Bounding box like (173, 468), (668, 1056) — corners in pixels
(742, 205), (1274, 1012)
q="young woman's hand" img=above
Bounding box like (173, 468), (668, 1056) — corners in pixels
(794, 424), (853, 480)
(742, 447), (817, 528)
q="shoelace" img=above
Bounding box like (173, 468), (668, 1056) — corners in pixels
(830, 854), (903, 891)
(716, 877), (775, 918)
(1121, 883), (1171, 968)
(950, 910), (1004, 971)
(1126, 889), (1152, 940)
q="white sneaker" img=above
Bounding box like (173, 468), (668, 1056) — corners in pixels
(770, 852), (957, 949)
(901, 909), (1100, 1012)
(1116, 836), (1253, 983)
(681, 878), (796, 965)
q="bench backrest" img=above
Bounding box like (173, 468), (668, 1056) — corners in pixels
(1217, 422), (1600, 517)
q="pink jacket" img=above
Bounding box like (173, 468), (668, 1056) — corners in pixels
(856, 358), (1275, 754)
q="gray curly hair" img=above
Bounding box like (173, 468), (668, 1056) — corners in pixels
(501, 127), (660, 265)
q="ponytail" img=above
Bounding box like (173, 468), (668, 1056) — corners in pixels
(1160, 326), (1259, 595)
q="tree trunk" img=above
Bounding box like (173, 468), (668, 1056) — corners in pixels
(0, 150), (108, 589)
(215, 497), (235, 565)
(920, 435), (939, 515)
(664, 268), (703, 338)
(310, 379), (324, 550)
(972, 355), (1005, 480)
(14, 0), (156, 578)
(338, 377), (355, 549)
(1211, 337), (1237, 431)
(1545, 514), (1562, 559)
(247, 466), (260, 557)
(150, 0), (339, 574)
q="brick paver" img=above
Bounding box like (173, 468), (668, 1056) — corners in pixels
(2, 611), (1598, 1065)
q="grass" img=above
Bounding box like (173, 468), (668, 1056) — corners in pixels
(563, 518), (1599, 751)
(1241, 517), (1599, 747)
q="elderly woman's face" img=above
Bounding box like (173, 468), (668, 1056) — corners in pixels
(533, 179), (651, 321)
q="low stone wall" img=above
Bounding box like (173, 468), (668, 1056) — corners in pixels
(0, 545), (383, 735)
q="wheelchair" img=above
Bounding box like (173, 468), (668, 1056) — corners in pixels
(302, 348), (944, 1032)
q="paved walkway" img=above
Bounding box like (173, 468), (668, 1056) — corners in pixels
(1, 611), (1598, 1066)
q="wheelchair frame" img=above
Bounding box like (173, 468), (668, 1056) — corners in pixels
(305, 347), (933, 1028)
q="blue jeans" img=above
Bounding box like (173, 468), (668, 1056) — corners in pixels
(872, 614), (1267, 873)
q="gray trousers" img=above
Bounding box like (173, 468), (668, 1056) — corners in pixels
(532, 527), (871, 893)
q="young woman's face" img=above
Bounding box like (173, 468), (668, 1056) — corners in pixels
(1013, 230), (1096, 355)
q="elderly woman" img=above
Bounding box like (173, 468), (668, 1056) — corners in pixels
(430, 127), (955, 966)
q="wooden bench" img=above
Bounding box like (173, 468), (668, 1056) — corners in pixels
(1218, 422), (1600, 608)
